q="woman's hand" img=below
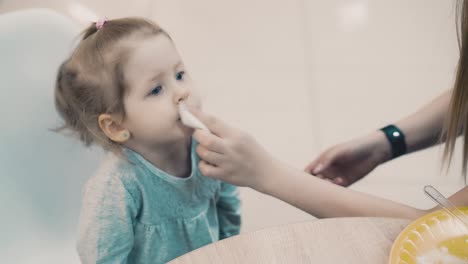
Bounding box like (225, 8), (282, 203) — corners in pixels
(190, 109), (277, 190)
(304, 132), (392, 186)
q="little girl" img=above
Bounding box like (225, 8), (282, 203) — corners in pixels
(54, 17), (241, 264)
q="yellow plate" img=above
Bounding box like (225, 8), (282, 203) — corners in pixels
(389, 207), (468, 264)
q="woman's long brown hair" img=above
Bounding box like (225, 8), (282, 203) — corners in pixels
(442, 0), (468, 180)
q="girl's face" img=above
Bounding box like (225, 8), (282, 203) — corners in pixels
(121, 34), (201, 148)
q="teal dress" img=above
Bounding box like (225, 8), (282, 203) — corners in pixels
(76, 140), (241, 263)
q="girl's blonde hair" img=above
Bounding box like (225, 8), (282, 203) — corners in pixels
(442, 0), (468, 180)
(54, 17), (169, 154)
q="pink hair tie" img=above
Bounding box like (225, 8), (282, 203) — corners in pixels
(95, 17), (108, 30)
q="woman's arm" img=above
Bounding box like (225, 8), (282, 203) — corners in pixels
(191, 108), (468, 220)
(304, 89), (454, 186)
(264, 158), (467, 219)
(393, 89), (453, 155)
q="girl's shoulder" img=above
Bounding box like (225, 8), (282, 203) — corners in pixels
(82, 152), (141, 200)
(93, 152), (137, 179)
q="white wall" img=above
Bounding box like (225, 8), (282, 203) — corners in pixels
(1, 0), (465, 263)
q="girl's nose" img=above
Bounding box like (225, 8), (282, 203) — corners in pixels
(174, 87), (190, 104)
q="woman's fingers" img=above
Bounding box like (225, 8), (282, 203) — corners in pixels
(333, 177), (345, 185)
(304, 157), (321, 174)
(335, 176), (353, 187)
(190, 107), (233, 136)
(305, 154), (332, 176)
(304, 147), (340, 175)
(196, 145), (224, 166)
(198, 160), (222, 179)
(193, 129), (226, 154)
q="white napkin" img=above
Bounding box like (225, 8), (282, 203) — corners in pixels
(178, 102), (211, 132)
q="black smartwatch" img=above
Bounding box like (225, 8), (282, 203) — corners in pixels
(380, 125), (407, 159)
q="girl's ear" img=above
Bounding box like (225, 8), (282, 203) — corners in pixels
(98, 114), (130, 143)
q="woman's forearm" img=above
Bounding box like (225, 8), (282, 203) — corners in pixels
(395, 89), (452, 154)
(261, 160), (427, 219)
(367, 90), (453, 165)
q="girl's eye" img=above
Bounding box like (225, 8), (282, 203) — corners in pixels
(150, 85), (163, 96)
(176, 71), (185, 81)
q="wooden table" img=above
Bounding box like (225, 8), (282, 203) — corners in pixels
(169, 217), (411, 264)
